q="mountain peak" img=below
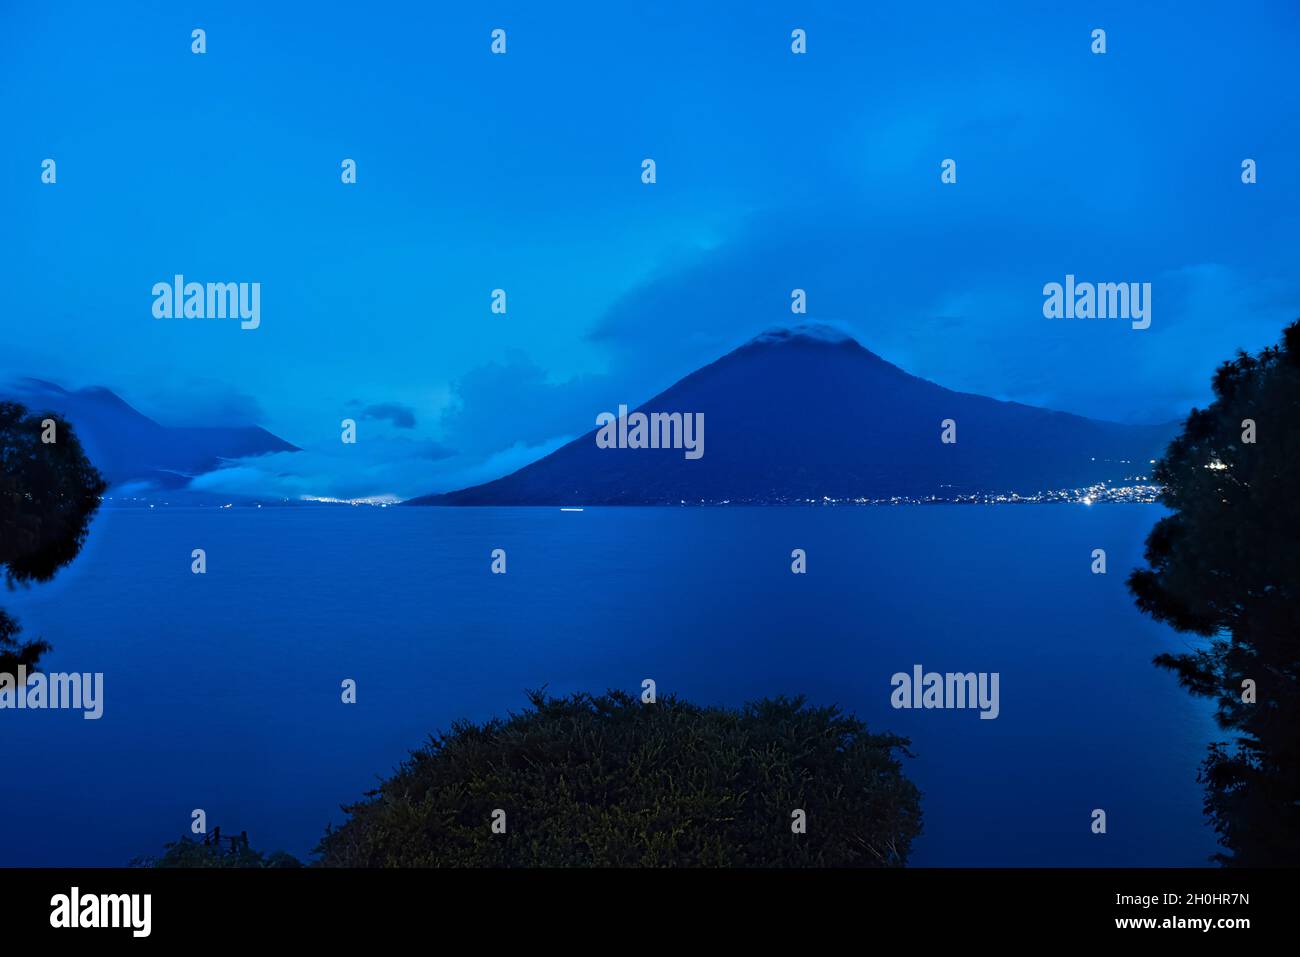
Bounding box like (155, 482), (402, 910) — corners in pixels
(745, 322), (861, 348)
(0, 377), (298, 493)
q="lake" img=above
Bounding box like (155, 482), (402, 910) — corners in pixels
(0, 504), (1219, 866)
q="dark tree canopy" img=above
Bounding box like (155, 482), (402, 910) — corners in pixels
(0, 401), (106, 673)
(1129, 320), (1300, 866)
(316, 690), (923, 867)
(0, 608), (48, 674)
(133, 834), (302, 869)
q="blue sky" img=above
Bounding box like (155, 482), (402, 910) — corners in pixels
(4, 1), (1298, 500)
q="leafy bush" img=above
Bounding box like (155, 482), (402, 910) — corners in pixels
(133, 835), (302, 869)
(1, 402), (106, 674)
(316, 690), (922, 867)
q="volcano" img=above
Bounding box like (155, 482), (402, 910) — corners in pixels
(409, 324), (1177, 505)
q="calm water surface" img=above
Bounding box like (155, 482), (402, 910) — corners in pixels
(0, 505), (1218, 866)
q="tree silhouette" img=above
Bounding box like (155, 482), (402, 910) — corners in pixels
(1129, 320), (1300, 866)
(1, 401), (106, 674)
(317, 690), (922, 867)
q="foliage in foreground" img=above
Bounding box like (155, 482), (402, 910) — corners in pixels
(1129, 319), (1300, 865)
(315, 690), (922, 867)
(1, 401), (106, 674)
(133, 835), (302, 869)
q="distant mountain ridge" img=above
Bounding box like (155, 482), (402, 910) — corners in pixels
(0, 377), (298, 492)
(410, 324), (1179, 505)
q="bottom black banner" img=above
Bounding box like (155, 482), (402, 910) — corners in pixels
(0, 866), (1281, 942)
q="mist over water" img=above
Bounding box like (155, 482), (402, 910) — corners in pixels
(0, 505), (1216, 866)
